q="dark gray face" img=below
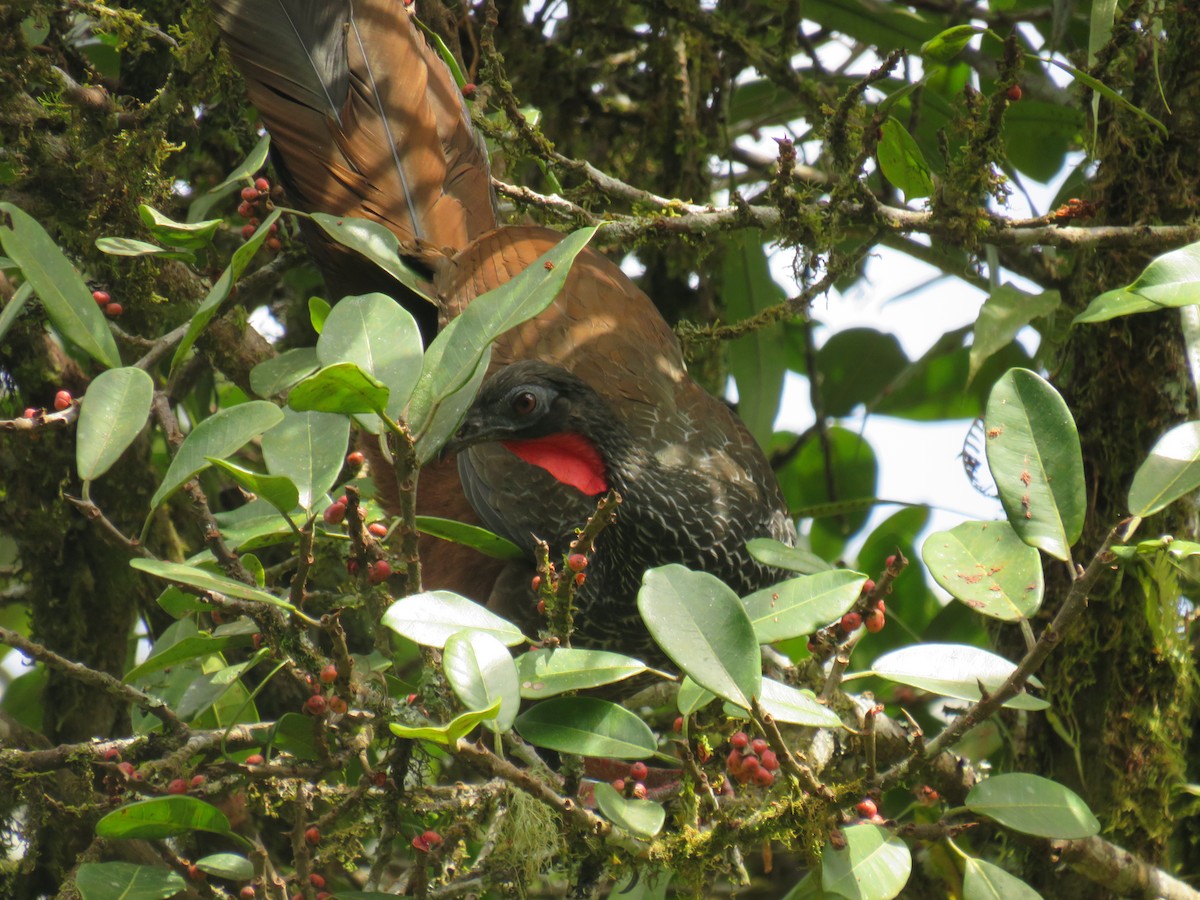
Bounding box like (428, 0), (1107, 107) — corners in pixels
(445, 360), (600, 453)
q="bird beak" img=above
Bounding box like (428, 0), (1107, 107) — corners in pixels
(439, 409), (491, 460)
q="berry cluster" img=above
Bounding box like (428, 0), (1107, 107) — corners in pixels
(324, 492), (393, 582)
(611, 760), (651, 800)
(236, 176), (282, 251)
(411, 829), (443, 852)
(725, 731), (780, 787)
(92, 289), (122, 318)
(304, 662), (349, 717)
(854, 796), (885, 825)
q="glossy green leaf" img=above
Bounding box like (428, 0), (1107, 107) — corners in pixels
(877, 118), (933, 201)
(967, 773), (1100, 839)
(1128, 240), (1200, 307)
(411, 343), (490, 464)
(130, 558), (295, 610)
(310, 213), (434, 304)
(194, 853), (254, 881)
(382, 591), (526, 647)
(922, 520), (1044, 621)
(593, 782), (666, 837)
(638, 564), (761, 709)
(1072, 288), (1159, 325)
(271, 712), (317, 760)
(816, 328), (908, 418)
(677, 677), (716, 716)
(516, 648), (648, 698)
(0, 280), (32, 344)
(287, 363), (389, 416)
(984, 368), (1085, 560)
(870, 644), (1047, 711)
(195, 134), (270, 206)
(171, 209), (281, 371)
(388, 697), (502, 746)
(137, 204), (222, 250)
(444, 630), (521, 733)
(777, 426), (877, 558)
(746, 538), (832, 574)
(920, 24), (985, 62)
(150, 400), (284, 510)
(803, 0), (939, 52)
(1037, 56), (1166, 136)
(757, 677), (843, 728)
(207, 458), (299, 517)
(963, 857), (1043, 900)
(95, 236), (191, 259)
(970, 285), (1060, 383)
(96, 796), (240, 841)
(415, 516), (524, 561)
(822, 823), (912, 900)
(515, 697), (656, 759)
(250, 347), (319, 398)
(76, 367), (154, 481)
(1128, 421), (1200, 516)
(309, 296), (331, 333)
(316, 293), (423, 430)
(742, 570), (867, 644)
(75, 862), (185, 900)
(0, 202), (121, 368)
(261, 408), (349, 510)
(123, 632), (240, 683)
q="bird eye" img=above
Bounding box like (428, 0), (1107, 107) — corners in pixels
(511, 391), (538, 416)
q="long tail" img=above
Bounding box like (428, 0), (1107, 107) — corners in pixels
(211, 0), (496, 308)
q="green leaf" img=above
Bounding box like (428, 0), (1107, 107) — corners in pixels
(124, 632), (241, 683)
(207, 458), (299, 517)
(984, 368), (1085, 561)
(407, 226), (599, 458)
(970, 284), (1060, 383)
(0, 281), (33, 344)
(922, 520), (1044, 621)
(170, 209), (282, 371)
(677, 677), (716, 716)
(287, 362), (390, 416)
(816, 328), (909, 418)
(444, 630), (521, 733)
(515, 648), (649, 698)
(757, 677), (843, 728)
(194, 853), (254, 881)
(821, 823), (912, 900)
(515, 697), (656, 759)
(130, 558), (295, 610)
(746, 538), (832, 573)
(1071, 287), (1159, 325)
(415, 516), (525, 561)
(310, 213), (434, 303)
(271, 712), (318, 760)
(0, 202), (121, 368)
(192, 133), (270, 221)
(962, 857), (1043, 900)
(1036, 56), (1167, 136)
(75, 862), (185, 900)
(316, 293), (423, 429)
(1128, 421), (1200, 516)
(742, 570), (867, 644)
(150, 400), (285, 510)
(638, 565), (761, 709)
(1128, 239), (1200, 307)
(593, 782), (666, 838)
(966, 773), (1100, 839)
(389, 697), (501, 746)
(870, 644), (1048, 711)
(920, 24), (985, 62)
(309, 296), (331, 333)
(95, 236), (192, 260)
(96, 796), (241, 842)
(382, 591), (526, 647)
(877, 118), (933, 201)
(261, 408), (349, 510)
(250, 347), (320, 398)
(76, 367), (154, 482)
(137, 204), (222, 251)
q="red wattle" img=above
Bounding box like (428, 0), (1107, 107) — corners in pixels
(501, 433), (609, 496)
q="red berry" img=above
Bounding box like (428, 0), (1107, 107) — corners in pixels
(372, 771), (388, 787)
(237, 200), (255, 218)
(346, 450), (365, 467)
(22, 407), (37, 419)
(190, 775), (205, 788)
(305, 694), (328, 716)
(319, 663), (338, 684)
(856, 798), (878, 818)
(328, 695), (348, 714)
(630, 761), (648, 781)
(240, 186), (260, 202)
(105, 302), (123, 317)
(865, 610), (885, 633)
(240, 887), (256, 899)
(367, 560), (392, 584)
(726, 749), (744, 775)
(241, 224), (256, 240)
(840, 611), (862, 632)
(103, 747), (121, 762)
(309, 874), (326, 889)
(53, 390), (72, 411)
(611, 778), (626, 792)
(167, 778), (188, 795)
(323, 501), (346, 525)
(305, 826), (321, 846)
(567, 553), (587, 572)
(268, 222), (279, 235)
(740, 755), (760, 775)
(187, 865), (204, 881)
(750, 738), (769, 756)
(368, 522), (388, 537)
(753, 767), (775, 787)
(92, 289), (110, 305)
(266, 237), (282, 252)
(406, 693), (418, 704)
(117, 762), (136, 778)
(730, 731), (749, 750)
(760, 750), (779, 771)
(423, 829), (443, 847)
(462, 82), (477, 98)
(861, 579), (876, 595)
(885, 554), (897, 569)
(252, 633), (263, 650)
(673, 716), (684, 732)
(347, 559), (360, 575)
(531, 575), (541, 591)
(1006, 84), (1023, 101)
(245, 753), (265, 765)
(575, 572), (586, 586)
(254, 177), (271, 192)
(631, 782), (647, 799)
(870, 813), (886, 824)
(536, 599), (546, 614)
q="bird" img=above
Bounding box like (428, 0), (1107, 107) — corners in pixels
(210, 0), (796, 653)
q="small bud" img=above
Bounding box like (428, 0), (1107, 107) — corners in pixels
(530, 575), (541, 591)
(885, 554), (897, 569)
(672, 716), (684, 732)
(266, 237), (282, 252)
(240, 887), (256, 899)
(575, 571), (586, 586)
(631, 782), (647, 799)
(103, 747), (122, 762)
(53, 390), (72, 411)
(190, 775), (206, 788)
(23, 408), (37, 419)
(462, 82), (477, 98)
(187, 865), (204, 882)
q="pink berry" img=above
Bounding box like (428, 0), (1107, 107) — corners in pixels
(328, 695), (347, 714)
(630, 761), (648, 781)
(103, 747), (121, 762)
(856, 798), (878, 818)
(167, 778), (187, 794)
(840, 611), (862, 632)
(753, 767), (775, 786)
(865, 610), (885, 633)
(254, 177), (271, 193)
(631, 782), (647, 799)
(319, 663), (338, 684)
(346, 450), (364, 466)
(305, 826), (321, 845)
(305, 694), (327, 716)
(245, 753), (265, 765)
(22, 408), (37, 419)
(117, 762), (136, 778)
(237, 200), (254, 218)
(240, 887), (256, 899)
(740, 755), (760, 775)
(53, 390), (71, 411)
(368, 522), (388, 537)
(861, 579), (876, 595)
(760, 750), (779, 771)
(567, 553), (587, 572)
(611, 778), (626, 792)
(309, 874), (326, 889)
(726, 750), (743, 775)
(673, 716), (684, 732)
(240, 186), (260, 202)
(189, 775), (205, 788)
(105, 302), (123, 317)
(240, 224), (256, 240)
(750, 738), (769, 756)
(367, 560), (392, 584)
(323, 501), (346, 525)
(730, 731), (749, 750)
(92, 289), (110, 305)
